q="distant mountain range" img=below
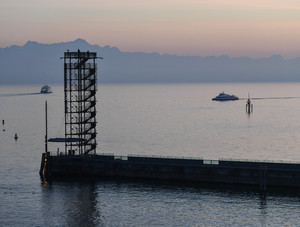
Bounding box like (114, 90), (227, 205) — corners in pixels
(1, 38), (300, 84)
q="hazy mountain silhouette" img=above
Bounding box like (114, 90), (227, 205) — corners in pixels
(1, 38), (300, 84)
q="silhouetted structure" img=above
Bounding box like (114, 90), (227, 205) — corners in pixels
(63, 50), (98, 155)
(47, 50), (100, 155)
(246, 94), (253, 114)
(40, 51), (300, 191)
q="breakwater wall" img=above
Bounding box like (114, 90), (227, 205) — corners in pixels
(40, 153), (300, 189)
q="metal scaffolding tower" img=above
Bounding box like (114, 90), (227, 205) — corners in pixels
(63, 50), (99, 155)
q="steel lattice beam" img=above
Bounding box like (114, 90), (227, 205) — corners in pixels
(63, 50), (98, 155)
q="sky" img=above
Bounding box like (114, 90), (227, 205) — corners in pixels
(1, 0), (300, 58)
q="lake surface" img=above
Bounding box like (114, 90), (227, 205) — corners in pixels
(1, 83), (300, 226)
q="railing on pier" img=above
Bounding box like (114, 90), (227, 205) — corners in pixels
(47, 151), (300, 166)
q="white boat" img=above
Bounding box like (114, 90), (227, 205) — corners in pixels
(40, 85), (52, 94)
(212, 92), (238, 101)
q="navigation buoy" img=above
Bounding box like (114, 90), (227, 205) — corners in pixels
(14, 134), (18, 141)
(246, 93), (253, 114)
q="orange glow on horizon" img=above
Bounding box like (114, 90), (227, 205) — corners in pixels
(1, 0), (300, 58)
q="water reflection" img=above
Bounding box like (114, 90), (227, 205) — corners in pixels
(0, 92), (42, 98)
(40, 179), (300, 226)
(241, 96), (300, 100)
(41, 180), (104, 226)
(259, 193), (267, 227)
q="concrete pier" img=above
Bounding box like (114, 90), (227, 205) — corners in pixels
(40, 153), (300, 189)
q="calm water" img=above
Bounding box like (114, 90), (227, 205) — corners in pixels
(1, 83), (300, 226)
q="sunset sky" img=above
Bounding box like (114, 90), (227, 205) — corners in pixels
(1, 0), (300, 58)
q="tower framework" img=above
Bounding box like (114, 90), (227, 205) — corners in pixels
(63, 50), (98, 155)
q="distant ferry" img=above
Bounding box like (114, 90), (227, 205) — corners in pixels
(40, 85), (52, 94)
(212, 92), (239, 101)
